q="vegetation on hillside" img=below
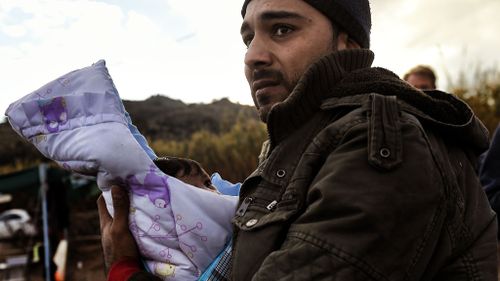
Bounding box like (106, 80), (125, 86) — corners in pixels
(449, 67), (500, 134)
(124, 96), (258, 140)
(1, 67), (499, 178)
(151, 120), (267, 183)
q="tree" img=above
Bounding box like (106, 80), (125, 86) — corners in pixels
(450, 66), (500, 134)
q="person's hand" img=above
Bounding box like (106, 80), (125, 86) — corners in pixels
(154, 156), (217, 192)
(97, 186), (139, 272)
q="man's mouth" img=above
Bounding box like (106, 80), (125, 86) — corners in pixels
(252, 80), (282, 103)
(250, 69), (288, 107)
(252, 79), (280, 93)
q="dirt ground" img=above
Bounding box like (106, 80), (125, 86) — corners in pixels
(0, 235), (105, 281)
(66, 237), (106, 281)
(65, 184), (107, 281)
(65, 204), (106, 281)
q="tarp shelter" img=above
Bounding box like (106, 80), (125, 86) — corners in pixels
(0, 167), (41, 194)
(0, 164), (99, 281)
(0, 165), (99, 200)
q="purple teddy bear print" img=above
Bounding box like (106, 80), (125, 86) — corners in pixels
(38, 96), (68, 133)
(128, 165), (171, 208)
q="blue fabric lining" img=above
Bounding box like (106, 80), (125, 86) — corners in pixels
(211, 173), (241, 196)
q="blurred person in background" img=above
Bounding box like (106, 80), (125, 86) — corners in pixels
(404, 65), (437, 90)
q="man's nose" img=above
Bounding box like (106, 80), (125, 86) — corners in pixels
(244, 37), (272, 69)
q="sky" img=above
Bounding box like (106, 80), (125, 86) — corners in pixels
(1, 0), (499, 120)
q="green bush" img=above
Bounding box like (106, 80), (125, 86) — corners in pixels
(152, 120), (267, 183)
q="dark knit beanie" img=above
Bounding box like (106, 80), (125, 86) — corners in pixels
(241, 0), (371, 49)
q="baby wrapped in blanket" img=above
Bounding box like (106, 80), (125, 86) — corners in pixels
(5, 60), (238, 280)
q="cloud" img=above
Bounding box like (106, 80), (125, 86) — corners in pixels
(1, 25), (27, 37)
(1, 0), (498, 118)
(371, 0), (500, 88)
(0, 0), (251, 119)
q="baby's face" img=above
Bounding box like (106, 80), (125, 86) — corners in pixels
(154, 157), (218, 193)
(175, 167), (218, 193)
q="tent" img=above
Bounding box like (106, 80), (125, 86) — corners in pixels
(0, 164), (99, 281)
(0, 165), (99, 200)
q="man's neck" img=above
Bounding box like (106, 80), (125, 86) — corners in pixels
(266, 49), (374, 146)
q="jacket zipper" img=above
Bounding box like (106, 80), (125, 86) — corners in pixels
(236, 197), (253, 217)
(236, 197), (279, 216)
(266, 200), (278, 211)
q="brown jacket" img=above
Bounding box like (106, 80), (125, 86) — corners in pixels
(231, 49), (498, 280)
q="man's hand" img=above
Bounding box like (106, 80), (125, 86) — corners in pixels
(97, 186), (139, 272)
(97, 158), (214, 274)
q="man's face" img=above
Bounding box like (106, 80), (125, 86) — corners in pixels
(406, 74), (435, 90)
(241, 0), (336, 122)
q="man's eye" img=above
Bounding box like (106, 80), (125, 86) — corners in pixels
(242, 34), (254, 47)
(274, 25), (293, 36)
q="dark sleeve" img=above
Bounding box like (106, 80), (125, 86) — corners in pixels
(480, 125), (500, 193)
(107, 258), (160, 281)
(480, 124), (500, 238)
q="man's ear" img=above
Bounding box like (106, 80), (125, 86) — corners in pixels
(336, 32), (361, 50)
(347, 37), (361, 49)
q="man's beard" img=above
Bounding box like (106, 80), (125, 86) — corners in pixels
(252, 68), (296, 110)
(252, 42), (338, 121)
(252, 42), (338, 110)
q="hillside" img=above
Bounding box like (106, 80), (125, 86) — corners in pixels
(0, 95), (258, 167)
(124, 95), (258, 140)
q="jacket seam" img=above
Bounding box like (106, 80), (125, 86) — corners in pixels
(287, 230), (389, 281)
(402, 113), (488, 279)
(315, 116), (366, 154)
(462, 251), (482, 281)
(404, 203), (445, 280)
(397, 115), (449, 280)
(462, 215), (497, 281)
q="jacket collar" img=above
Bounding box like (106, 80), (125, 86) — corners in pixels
(266, 49), (374, 147)
(324, 67), (490, 154)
